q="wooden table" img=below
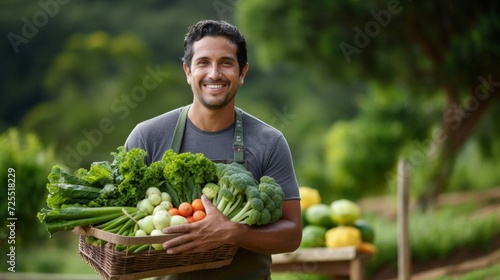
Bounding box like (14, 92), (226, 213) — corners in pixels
(271, 247), (372, 280)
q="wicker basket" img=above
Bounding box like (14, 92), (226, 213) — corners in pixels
(76, 227), (237, 280)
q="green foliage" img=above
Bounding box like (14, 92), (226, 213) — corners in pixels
(410, 211), (496, 260)
(398, 136), (500, 198)
(0, 128), (56, 246)
(323, 84), (436, 199)
(324, 119), (401, 198)
(237, 0), (500, 202)
(21, 31), (188, 169)
(448, 139), (500, 192)
(17, 233), (95, 273)
(365, 203), (500, 275)
(1, 0), (230, 131)
(237, 0), (500, 92)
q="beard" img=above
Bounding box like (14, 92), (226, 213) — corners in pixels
(197, 91), (236, 110)
(195, 78), (236, 110)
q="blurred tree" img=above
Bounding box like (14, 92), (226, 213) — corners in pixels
(22, 31), (188, 169)
(236, 65), (363, 192)
(0, 128), (55, 249)
(236, 0), (500, 209)
(0, 0), (235, 131)
(323, 84), (439, 200)
(0, 0), (68, 130)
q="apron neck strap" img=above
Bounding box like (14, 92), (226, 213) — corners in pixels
(170, 105), (245, 164)
(170, 105), (190, 154)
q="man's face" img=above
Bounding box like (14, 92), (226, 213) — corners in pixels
(183, 36), (249, 110)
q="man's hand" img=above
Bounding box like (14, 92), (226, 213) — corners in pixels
(162, 195), (302, 255)
(162, 195), (238, 254)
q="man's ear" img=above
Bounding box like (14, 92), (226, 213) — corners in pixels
(183, 63), (192, 85)
(239, 63), (249, 85)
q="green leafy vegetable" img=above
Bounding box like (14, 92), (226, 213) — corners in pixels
(46, 165), (103, 209)
(161, 149), (216, 205)
(99, 146), (148, 207)
(44, 146), (150, 209)
(46, 183), (102, 209)
(77, 161), (113, 186)
(141, 161), (164, 189)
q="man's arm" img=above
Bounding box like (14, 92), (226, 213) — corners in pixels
(232, 199), (302, 254)
(162, 195), (302, 255)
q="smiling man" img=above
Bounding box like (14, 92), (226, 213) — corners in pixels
(186, 35), (247, 110)
(125, 20), (302, 280)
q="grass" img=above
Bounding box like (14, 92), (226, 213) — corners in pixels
(365, 201), (500, 276)
(431, 264), (500, 280)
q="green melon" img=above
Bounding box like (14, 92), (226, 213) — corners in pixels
(354, 219), (375, 243)
(300, 225), (328, 248)
(305, 203), (336, 228)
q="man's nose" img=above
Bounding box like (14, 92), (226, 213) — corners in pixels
(208, 65), (221, 79)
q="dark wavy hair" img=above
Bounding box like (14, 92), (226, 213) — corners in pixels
(182, 20), (247, 74)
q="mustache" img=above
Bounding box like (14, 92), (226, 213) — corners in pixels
(201, 78), (229, 84)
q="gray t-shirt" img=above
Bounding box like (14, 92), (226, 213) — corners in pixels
(124, 107), (300, 280)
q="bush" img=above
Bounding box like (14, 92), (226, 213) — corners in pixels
(0, 128), (56, 247)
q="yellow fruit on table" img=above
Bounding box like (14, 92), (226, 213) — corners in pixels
(325, 226), (362, 248)
(299, 186), (321, 211)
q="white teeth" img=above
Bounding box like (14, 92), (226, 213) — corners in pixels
(205, 84), (224, 89)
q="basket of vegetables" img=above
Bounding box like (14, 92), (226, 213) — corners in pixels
(37, 146), (285, 280)
(75, 227), (237, 280)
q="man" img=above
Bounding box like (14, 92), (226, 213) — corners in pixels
(125, 19), (301, 280)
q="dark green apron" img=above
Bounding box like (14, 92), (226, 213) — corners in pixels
(169, 105), (246, 165)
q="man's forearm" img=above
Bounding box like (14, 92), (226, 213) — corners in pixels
(230, 200), (302, 254)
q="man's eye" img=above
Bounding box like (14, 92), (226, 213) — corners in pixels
(197, 61), (208, 65)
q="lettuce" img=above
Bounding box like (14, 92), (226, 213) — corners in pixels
(77, 161), (113, 186)
(44, 146), (148, 208)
